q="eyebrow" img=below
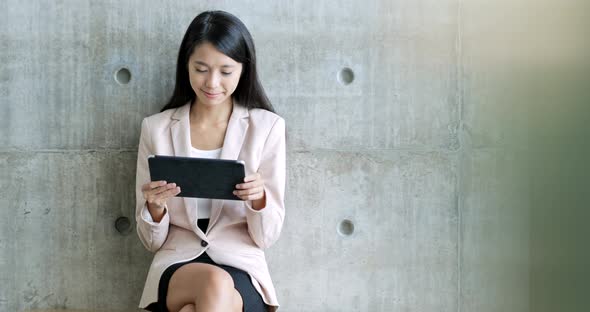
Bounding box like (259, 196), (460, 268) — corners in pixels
(193, 61), (235, 68)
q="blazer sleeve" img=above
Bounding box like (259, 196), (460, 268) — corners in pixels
(245, 117), (286, 249)
(135, 117), (170, 252)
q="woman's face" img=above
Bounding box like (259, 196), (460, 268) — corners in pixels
(187, 42), (243, 108)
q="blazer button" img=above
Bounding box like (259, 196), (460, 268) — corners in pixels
(201, 240), (208, 247)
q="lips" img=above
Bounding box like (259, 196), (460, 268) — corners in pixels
(202, 90), (222, 97)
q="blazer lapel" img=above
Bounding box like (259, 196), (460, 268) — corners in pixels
(170, 103), (200, 233)
(209, 101), (249, 231)
(170, 103), (191, 158)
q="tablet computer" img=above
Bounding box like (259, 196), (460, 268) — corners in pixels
(147, 155), (245, 200)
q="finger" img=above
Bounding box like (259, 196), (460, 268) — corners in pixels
(144, 183), (175, 202)
(237, 192), (263, 201)
(234, 186), (264, 196)
(243, 172), (261, 183)
(238, 186), (264, 195)
(154, 187), (181, 204)
(162, 187), (181, 198)
(152, 183), (177, 196)
(142, 180), (166, 191)
(236, 179), (263, 190)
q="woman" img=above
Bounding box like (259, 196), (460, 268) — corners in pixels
(135, 10), (285, 312)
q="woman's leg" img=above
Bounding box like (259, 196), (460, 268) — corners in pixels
(166, 262), (243, 312)
(178, 304), (195, 312)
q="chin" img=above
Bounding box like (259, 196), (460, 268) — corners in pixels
(199, 96), (230, 106)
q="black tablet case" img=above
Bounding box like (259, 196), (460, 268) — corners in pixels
(148, 155), (245, 200)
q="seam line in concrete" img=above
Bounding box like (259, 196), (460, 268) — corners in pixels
(0, 149), (138, 153)
(456, 0), (464, 311)
(0, 147), (461, 154)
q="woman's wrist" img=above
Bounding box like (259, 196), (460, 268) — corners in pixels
(251, 192), (266, 210)
(147, 202), (166, 222)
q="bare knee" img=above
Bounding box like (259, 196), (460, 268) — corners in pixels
(201, 268), (235, 297)
(197, 267), (242, 311)
(166, 263), (240, 312)
(178, 304), (195, 312)
(232, 288), (244, 311)
(166, 264), (227, 312)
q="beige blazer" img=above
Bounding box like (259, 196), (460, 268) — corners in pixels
(135, 101), (286, 311)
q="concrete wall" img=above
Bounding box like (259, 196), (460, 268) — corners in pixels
(3, 0), (574, 311)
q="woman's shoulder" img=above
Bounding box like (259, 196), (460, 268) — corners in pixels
(142, 104), (188, 129)
(144, 107), (177, 123)
(248, 107), (284, 127)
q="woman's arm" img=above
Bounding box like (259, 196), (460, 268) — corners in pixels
(135, 118), (170, 252)
(244, 117), (286, 249)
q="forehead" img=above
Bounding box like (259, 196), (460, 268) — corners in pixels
(189, 42), (240, 66)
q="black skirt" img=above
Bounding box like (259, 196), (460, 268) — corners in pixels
(144, 219), (267, 312)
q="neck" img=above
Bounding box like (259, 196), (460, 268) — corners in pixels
(190, 98), (233, 128)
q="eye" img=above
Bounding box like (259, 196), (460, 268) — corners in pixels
(195, 68), (207, 73)
(221, 72), (233, 76)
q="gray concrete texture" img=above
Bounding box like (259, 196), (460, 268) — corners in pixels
(0, 0), (539, 311)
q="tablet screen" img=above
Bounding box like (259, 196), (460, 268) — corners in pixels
(148, 155), (245, 200)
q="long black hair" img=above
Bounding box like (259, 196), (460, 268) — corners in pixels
(161, 10), (274, 113)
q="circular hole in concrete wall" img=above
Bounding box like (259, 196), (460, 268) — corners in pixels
(115, 67), (131, 85)
(337, 219), (355, 237)
(337, 67), (354, 85)
(115, 216), (131, 234)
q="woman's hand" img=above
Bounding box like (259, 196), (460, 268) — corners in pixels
(234, 173), (266, 210)
(142, 181), (181, 219)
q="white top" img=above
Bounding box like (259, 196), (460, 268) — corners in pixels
(190, 146), (222, 219)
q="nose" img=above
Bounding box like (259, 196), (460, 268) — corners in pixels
(205, 72), (221, 89)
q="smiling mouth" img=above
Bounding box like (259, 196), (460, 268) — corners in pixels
(202, 90), (222, 96)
